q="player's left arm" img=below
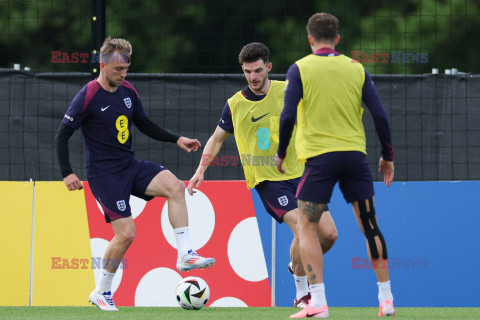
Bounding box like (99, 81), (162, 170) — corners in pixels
(133, 117), (200, 152)
(131, 89), (200, 152)
(362, 68), (394, 186)
(276, 63), (302, 173)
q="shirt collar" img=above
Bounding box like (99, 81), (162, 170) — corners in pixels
(314, 47), (340, 56)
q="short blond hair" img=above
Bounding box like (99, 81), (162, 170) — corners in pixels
(100, 37), (132, 64)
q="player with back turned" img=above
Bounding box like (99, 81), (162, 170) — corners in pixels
(188, 42), (338, 307)
(276, 13), (396, 318)
(54, 37), (215, 311)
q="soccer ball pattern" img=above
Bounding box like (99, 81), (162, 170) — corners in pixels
(175, 276), (210, 310)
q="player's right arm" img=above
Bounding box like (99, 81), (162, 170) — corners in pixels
(55, 87), (88, 191)
(187, 126), (230, 195)
(276, 63), (302, 173)
(55, 124), (83, 191)
(187, 102), (233, 195)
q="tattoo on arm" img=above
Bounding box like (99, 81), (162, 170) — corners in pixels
(298, 200), (326, 223)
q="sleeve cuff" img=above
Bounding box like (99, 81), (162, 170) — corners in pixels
(61, 169), (74, 179)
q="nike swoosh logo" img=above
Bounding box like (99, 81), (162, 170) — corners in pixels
(306, 312), (323, 317)
(251, 113), (269, 122)
(101, 105), (110, 111)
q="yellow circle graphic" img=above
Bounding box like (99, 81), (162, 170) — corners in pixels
(116, 115), (129, 144)
(116, 115), (128, 131)
(117, 129), (129, 144)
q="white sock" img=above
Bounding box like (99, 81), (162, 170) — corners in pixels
(294, 275), (309, 300)
(95, 269), (115, 293)
(174, 227), (192, 257)
(309, 283), (327, 308)
(378, 280), (394, 302)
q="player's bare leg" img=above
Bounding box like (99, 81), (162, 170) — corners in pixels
(297, 201), (326, 289)
(290, 200), (329, 318)
(89, 216), (135, 311)
(145, 170), (215, 272)
(352, 198), (394, 316)
(283, 209), (305, 276)
(284, 208), (337, 308)
(146, 170), (188, 228)
(283, 210), (309, 307)
(104, 216), (136, 273)
(285, 209), (338, 275)
(317, 211), (337, 254)
(352, 199), (389, 282)
(285, 209), (338, 274)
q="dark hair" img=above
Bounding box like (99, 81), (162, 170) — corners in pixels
(307, 13), (339, 42)
(238, 42), (270, 64)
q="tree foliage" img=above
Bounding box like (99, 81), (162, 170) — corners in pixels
(1, 0), (479, 74)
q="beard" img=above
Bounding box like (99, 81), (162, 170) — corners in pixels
(250, 77), (267, 92)
(107, 75), (122, 88)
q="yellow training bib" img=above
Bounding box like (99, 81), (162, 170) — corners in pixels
(295, 54), (366, 161)
(228, 80), (304, 189)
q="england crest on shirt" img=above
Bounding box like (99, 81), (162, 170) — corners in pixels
(116, 200), (126, 211)
(123, 97), (132, 109)
(278, 195), (288, 207)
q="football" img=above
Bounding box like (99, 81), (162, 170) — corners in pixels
(175, 276), (210, 310)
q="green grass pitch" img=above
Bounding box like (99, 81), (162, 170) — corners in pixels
(0, 307), (478, 319)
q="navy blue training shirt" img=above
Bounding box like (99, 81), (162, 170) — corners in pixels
(62, 79), (147, 178)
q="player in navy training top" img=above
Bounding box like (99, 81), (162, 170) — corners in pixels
(54, 37), (215, 311)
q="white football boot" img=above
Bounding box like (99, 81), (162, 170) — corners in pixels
(89, 290), (119, 311)
(177, 250), (215, 272)
(379, 300), (395, 317)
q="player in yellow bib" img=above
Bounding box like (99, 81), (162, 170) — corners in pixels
(187, 43), (338, 307)
(277, 13), (395, 318)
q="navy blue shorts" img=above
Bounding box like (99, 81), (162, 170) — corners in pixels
(255, 178), (300, 223)
(255, 178), (330, 223)
(88, 158), (166, 223)
(296, 151), (374, 204)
